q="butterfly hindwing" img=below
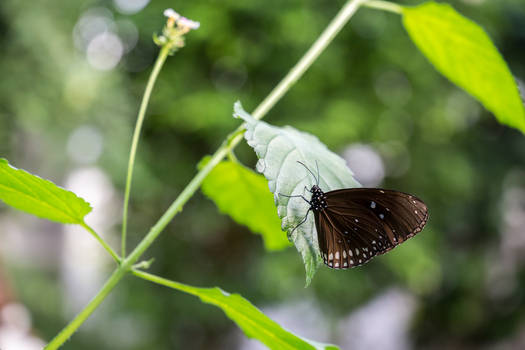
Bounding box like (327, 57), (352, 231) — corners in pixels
(315, 188), (428, 269)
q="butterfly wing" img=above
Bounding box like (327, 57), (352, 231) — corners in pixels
(316, 188), (428, 269)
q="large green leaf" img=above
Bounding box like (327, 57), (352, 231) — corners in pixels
(402, 1), (525, 133)
(0, 158), (91, 224)
(234, 102), (360, 285)
(201, 159), (291, 250)
(133, 271), (339, 350)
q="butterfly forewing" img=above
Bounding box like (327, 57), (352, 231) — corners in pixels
(314, 188), (428, 269)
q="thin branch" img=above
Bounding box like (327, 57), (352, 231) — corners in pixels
(252, 0), (367, 120)
(362, 0), (403, 14)
(132, 269), (193, 293)
(80, 222), (120, 263)
(121, 45), (170, 257)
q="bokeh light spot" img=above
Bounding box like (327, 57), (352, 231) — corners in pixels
(343, 144), (385, 186)
(86, 32), (124, 70)
(67, 125), (104, 164)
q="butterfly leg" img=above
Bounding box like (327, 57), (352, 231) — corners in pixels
(278, 193), (311, 204)
(288, 209), (311, 236)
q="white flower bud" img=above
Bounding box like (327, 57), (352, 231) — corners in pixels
(163, 8), (180, 20)
(178, 17), (200, 30)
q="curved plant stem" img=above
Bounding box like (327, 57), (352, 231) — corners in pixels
(132, 269), (195, 295)
(45, 0), (366, 348)
(44, 267), (128, 350)
(121, 45), (171, 258)
(123, 0), (368, 269)
(362, 0), (403, 14)
(81, 222), (120, 263)
(251, 0), (366, 120)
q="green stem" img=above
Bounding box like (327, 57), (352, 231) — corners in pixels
(362, 0), (403, 14)
(81, 222), (120, 263)
(251, 0), (367, 120)
(125, 0), (368, 263)
(125, 143), (229, 264)
(132, 269), (196, 295)
(44, 267), (129, 350)
(46, 0), (366, 347)
(121, 45), (171, 257)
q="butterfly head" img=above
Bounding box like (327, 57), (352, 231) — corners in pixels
(309, 185), (327, 212)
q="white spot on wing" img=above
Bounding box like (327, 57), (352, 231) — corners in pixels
(355, 249), (360, 256)
(335, 251), (340, 260)
(335, 262), (340, 268)
(379, 213), (385, 219)
(343, 250), (347, 258)
(329, 253), (333, 261)
(370, 201), (376, 209)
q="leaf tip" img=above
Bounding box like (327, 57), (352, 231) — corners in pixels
(304, 276), (312, 288)
(233, 101), (255, 123)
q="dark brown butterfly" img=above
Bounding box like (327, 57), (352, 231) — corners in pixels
(282, 162), (429, 269)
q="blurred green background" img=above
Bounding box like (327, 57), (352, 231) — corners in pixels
(0, 0), (524, 349)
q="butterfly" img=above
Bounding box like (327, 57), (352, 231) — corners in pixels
(281, 162), (429, 269)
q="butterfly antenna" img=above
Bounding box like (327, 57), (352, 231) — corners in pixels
(315, 160), (320, 186)
(297, 161), (318, 184)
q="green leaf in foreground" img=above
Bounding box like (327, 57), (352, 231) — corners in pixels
(133, 270), (339, 350)
(234, 102), (360, 285)
(0, 158), (92, 224)
(201, 159), (291, 251)
(402, 1), (525, 133)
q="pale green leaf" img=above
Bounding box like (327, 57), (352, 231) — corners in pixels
(135, 271), (339, 350)
(0, 158), (92, 224)
(201, 159), (291, 251)
(403, 1), (525, 133)
(234, 102), (360, 285)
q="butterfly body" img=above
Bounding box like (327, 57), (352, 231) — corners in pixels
(306, 185), (428, 269)
(309, 185), (327, 211)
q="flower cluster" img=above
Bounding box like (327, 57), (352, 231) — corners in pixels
(153, 9), (199, 54)
(163, 9), (200, 31)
